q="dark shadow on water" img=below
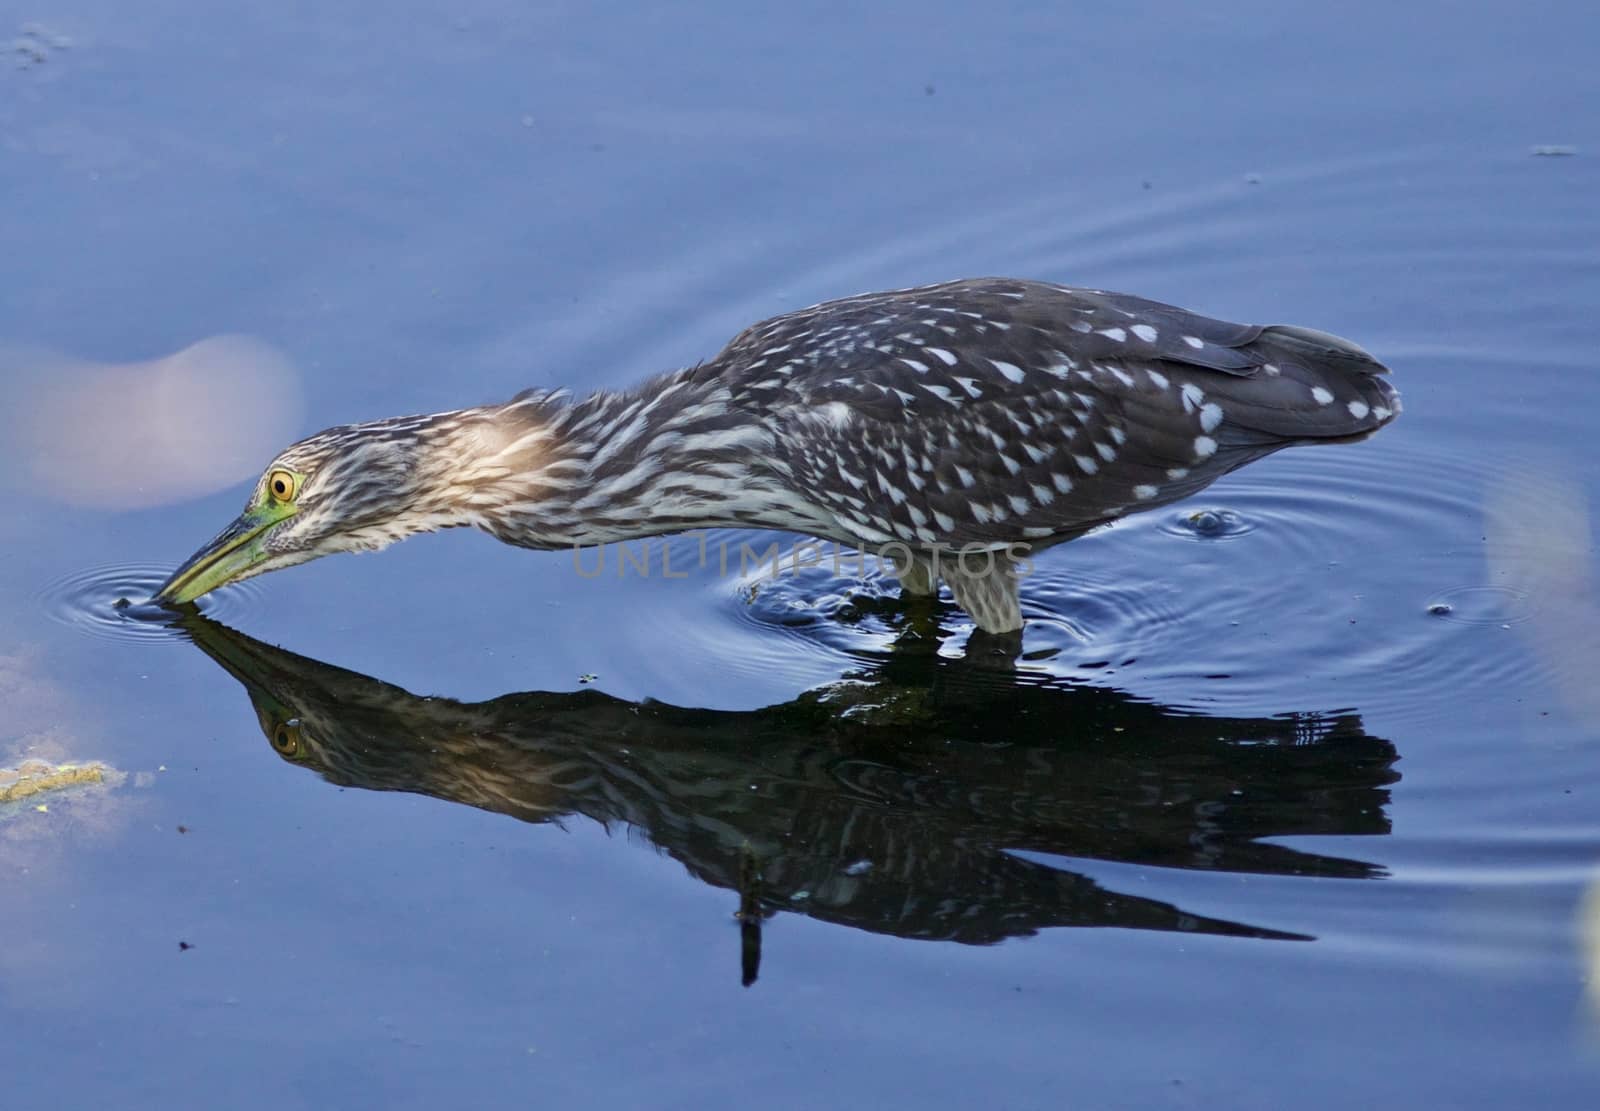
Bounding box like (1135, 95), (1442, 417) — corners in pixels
(173, 613), (1400, 986)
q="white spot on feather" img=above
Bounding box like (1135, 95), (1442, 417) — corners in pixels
(1193, 435), (1218, 459)
(1180, 383), (1205, 413)
(1133, 484), (1158, 501)
(815, 402), (852, 429)
(924, 347), (958, 366)
(1073, 454), (1099, 474)
(989, 359), (1026, 382)
(1199, 403), (1223, 432)
(1182, 335), (1204, 349)
(1347, 399), (1371, 419)
(1097, 327), (1127, 342)
(1311, 386), (1334, 405)
(875, 472), (907, 505)
(1131, 324), (1158, 342)
(1146, 369), (1170, 390)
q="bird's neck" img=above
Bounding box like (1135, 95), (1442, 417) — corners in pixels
(415, 372), (819, 549)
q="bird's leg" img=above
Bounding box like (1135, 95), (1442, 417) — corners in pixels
(883, 551), (944, 640)
(889, 553), (939, 596)
(736, 842), (763, 988)
(940, 552), (1023, 636)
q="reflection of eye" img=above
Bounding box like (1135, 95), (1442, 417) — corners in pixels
(268, 469), (297, 503)
(270, 718), (302, 756)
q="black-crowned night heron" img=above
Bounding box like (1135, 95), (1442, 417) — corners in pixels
(177, 610), (1398, 958)
(155, 278), (1399, 632)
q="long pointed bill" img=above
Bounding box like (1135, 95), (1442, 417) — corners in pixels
(154, 506), (280, 604)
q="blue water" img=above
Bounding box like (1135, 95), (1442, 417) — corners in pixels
(3, 2), (1599, 1107)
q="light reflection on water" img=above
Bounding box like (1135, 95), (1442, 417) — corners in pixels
(0, 335), (301, 509)
(1486, 467), (1600, 735)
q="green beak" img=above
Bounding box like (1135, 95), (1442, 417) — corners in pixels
(154, 505), (283, 604)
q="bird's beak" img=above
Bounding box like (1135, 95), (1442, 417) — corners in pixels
(154, 504), (282, 604)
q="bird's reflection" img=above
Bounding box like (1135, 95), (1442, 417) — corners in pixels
(176, 614), (1399, 984)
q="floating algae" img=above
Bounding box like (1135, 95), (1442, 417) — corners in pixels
(0, 759), (111, 807)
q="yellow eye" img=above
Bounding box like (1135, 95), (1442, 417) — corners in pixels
(267, 469), (297, 503)
(270, 718), (302, 757)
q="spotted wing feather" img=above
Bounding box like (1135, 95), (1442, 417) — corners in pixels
(705, 278), (1396, 550)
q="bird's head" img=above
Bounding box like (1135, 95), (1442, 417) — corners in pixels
(154, 420), (436, 604)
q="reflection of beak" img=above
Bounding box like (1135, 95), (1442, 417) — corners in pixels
(175, 608), (285, 683)
(154, 507), (277, 604)
(176, 607), (397, 711)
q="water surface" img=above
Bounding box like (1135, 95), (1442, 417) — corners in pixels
(3, 2), (1598, 1107)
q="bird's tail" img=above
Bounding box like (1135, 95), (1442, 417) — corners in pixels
(1215, 324), (1400, 446)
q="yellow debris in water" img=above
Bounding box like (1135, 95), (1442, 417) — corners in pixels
(0, 759), (107, 804)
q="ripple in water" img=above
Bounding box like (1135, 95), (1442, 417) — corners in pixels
(36, 563), (266, 645)
(1158, 507), (1258, 542)
(1424, 586), (1536, 627)
(682, 427), (1568, 726)
(715, 542), (916, 674)
(698, 529), (1190, 688)
(1118, 437), (1567, 722)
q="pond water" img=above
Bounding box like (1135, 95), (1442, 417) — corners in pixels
(3, 2), (1599, 1107)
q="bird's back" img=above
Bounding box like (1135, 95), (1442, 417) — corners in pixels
(705, 278), (1397, 550)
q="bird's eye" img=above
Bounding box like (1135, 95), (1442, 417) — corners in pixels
(270, 719), (302, 756)
(268, 469), (297, 503)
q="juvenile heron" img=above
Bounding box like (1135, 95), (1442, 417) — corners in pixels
(155, 278), (1399, 632)
(178, 610), (1397, 957)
